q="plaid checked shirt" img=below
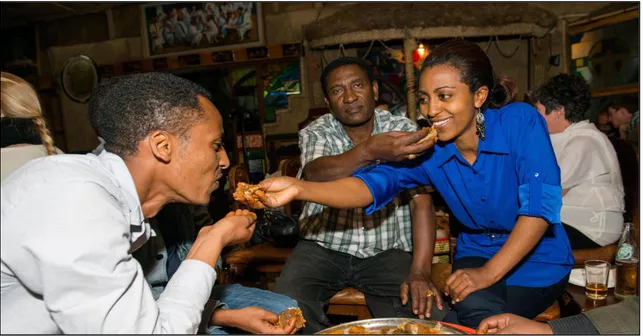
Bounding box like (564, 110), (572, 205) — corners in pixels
(297, 109), (428, 258)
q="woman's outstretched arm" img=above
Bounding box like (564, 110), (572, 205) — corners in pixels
(258, 176), (373, 209)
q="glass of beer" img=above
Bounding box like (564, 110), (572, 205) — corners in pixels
(585, 260), (610, 300)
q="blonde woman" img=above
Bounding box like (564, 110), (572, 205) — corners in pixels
(1, 72), (61, 181)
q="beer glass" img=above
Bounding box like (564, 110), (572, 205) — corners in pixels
(585, 260), (610, 300)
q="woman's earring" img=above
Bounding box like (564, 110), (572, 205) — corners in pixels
(476, 109), (486, 141)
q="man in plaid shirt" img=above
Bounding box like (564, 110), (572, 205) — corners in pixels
(273, 57), (444, 333)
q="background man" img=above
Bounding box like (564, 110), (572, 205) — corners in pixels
(273, 57), (443, 333)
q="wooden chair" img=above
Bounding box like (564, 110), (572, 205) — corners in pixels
(572, 244), (618, 268)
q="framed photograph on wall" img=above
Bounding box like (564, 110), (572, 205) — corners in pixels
(140, 2), (264, 58)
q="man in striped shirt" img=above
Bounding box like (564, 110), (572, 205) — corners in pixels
(273, 57), (444, 333)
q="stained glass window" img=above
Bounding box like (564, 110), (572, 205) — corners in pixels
(570, 18), (639, 90)
(262, 61), (301, 123)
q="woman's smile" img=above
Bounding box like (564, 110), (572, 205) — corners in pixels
(432, 117), (453, 130)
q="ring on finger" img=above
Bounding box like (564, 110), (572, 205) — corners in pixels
(407, 153), (417, 160)
(425, 289), (434, 297)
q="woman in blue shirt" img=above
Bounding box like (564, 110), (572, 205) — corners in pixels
(256, 39), (574, 328)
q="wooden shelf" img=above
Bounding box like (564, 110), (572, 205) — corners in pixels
(99, 42), (303, 77)
(591, 83), (639, 98)
(568, 7), (639, 35)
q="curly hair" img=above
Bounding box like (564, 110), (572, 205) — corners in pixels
(88, 72), (212, 157)
(320, 57), (375, 98)
(528, 73), (590, 123)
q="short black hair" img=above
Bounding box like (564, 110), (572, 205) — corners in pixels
(88, 77), (121, 136)
(609, 95), (638, 115)
(528, 73), (590, 123)
(320, 57), (374, 98)
(88, 72), (212, 157)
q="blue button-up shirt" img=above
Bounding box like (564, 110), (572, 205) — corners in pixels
(353, 102), (574, 287)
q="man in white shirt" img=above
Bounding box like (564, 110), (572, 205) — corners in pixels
(0, 72), (297, 334)
(530, 74), (625, 248)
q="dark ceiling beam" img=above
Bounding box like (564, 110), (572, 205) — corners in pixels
(50, 3), (78, 13)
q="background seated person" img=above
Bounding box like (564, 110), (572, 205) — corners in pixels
(607, 94), (639, 147)
(1, 72), (62, 181)
(595, 110), (617, 138)
(530, 74), (625, 249)
(273, 57), (443, 334)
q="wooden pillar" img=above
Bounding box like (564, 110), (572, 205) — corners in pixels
(559, 19), (570, 74)
(403, 33), (417, 121)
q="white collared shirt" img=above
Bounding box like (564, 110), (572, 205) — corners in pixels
(550, 121), (626, 246)
(1, 151), (216, 334)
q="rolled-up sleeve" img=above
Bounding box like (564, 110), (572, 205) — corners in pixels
(512, 105), (563, 224)
(353, 157), (431, 215)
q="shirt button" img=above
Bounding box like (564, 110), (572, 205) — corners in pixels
(481, 197), (487, 202)
(155, 254), (164, 260)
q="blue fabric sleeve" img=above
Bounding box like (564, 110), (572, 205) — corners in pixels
(510, 103), (563, 224)
(353, 158), (431, 215)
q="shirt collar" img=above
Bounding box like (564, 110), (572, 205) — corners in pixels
(332, 109), (385, 146)
(97, 150), (154, 250)
(430, 142), (458, 167)
(478, 110), (510, 155)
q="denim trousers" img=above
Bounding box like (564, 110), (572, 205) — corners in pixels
(207, 284), (299, 334)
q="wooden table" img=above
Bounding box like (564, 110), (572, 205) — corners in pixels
(565, 284), (622, 314)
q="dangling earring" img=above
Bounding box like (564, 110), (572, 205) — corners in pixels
(476, 109), (486, 141)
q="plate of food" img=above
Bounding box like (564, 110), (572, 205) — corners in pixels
(317, 318), (468, 335)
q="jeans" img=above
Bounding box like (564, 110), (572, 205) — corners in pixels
(207, 284), (299, 335)
(273, 240), (448, 333)
(443, 256), (570, 329)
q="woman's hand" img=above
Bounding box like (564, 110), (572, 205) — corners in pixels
(444, 267), (497, 304)
(257, 177), (302, 208)
(476, 313), (553, 334)
(212, 307), (300, 334)
(400, 269), (444, 319)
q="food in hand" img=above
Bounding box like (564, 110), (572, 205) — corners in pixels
(233, 182), (266, 209)
(275, 307), (306, 329)
(225, 210), (257, 221)
(416, 126), (438, 144)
